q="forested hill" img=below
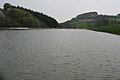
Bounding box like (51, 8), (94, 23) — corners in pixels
(63, 12), (120, 23)
(60, 12), (120, 28)
(60, 12), (120, 34)
(0, 3), (58, 28)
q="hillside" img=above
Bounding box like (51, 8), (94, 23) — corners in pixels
(60, 12), (120, 34)
(70, 12), (98, 22)
(65, 12), (120, 23)
(0, 3), (58, 28)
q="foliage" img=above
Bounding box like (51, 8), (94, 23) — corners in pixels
(60, 18), (120, 35)
(95, 18), (110, 26)
(3, 8), (44, 27)
(19, 17), (45, 27)
(0, 3), (58, 28)
(4, 3), (12, 11)
(60, 22), (95, 29)
(14, 6), (58, 28)
(60, 12), (120, 35)
(6, 8), (33, 18)
(76, 12), (98, 20)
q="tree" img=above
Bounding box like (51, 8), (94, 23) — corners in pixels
(15, 6), (58, 28)
(4, 3), (12, 11)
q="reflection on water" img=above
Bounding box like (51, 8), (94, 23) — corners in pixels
(0, 29), (120, 80)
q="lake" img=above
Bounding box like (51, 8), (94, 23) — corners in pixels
(0, 29), (120, 80)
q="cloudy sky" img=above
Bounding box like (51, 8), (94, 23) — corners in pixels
(0, 0), (120, 22)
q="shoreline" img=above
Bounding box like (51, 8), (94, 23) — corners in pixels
(0, 27), (120, 36)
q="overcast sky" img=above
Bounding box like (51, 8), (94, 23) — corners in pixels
(0, 0), (120, 22)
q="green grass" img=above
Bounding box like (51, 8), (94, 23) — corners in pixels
(89, 26), (120, 35)
(64, 22), (120, 35)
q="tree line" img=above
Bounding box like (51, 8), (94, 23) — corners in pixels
(0, 3), (58, 28)
(12, 5), (58, 28)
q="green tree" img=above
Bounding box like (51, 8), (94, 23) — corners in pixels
(19, 17), (45, 27)
(4, 3), (12, 11)
(6, 8), (33, 19)
(15, 6), (58, 28)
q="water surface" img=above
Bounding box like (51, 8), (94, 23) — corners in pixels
(0, 29), (120, 80)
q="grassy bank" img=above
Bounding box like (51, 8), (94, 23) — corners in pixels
(61, 22), (120, 35)
(89, 26), (120, 35)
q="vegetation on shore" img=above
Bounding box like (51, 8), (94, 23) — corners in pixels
(0, 3), (120, 35)
(0, 3), (58, 28)
(60, 12), (120, 35)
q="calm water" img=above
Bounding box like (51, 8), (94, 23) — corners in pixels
(0, 29), (120, 80)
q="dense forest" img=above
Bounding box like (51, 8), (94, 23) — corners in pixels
(0, 3), (58, 28)
(60, 12), (120, 34)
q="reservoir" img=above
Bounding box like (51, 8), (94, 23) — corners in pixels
(0, 29), (120, 80)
